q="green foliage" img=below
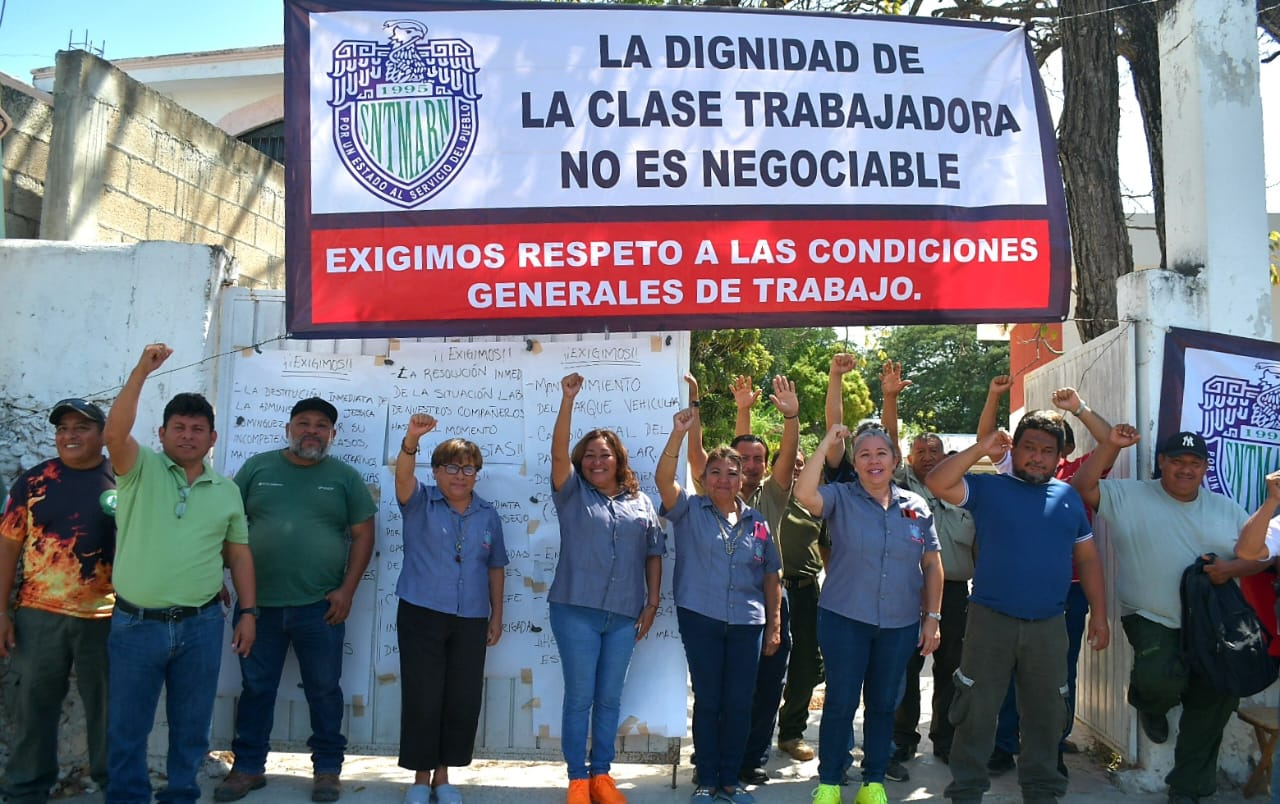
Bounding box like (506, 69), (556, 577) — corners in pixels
(760, 328), (873, 433)
(1270, 230), (1279, 285)
(690, 327), (873, 453)
(690, 329), (772, 447)
(859, 325), (1009, 434)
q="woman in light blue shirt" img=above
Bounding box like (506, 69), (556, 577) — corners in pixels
(656, 407), (781, 804)
(794, 423), (942, 804)
(550, 373), (665, 804)
(395, 414), (507, 804)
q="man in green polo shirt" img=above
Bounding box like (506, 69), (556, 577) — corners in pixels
(103, 343), (257, 804)
(215, 397), (376, 804)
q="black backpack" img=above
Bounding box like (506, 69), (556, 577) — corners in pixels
(1179, 554), (1279, 697)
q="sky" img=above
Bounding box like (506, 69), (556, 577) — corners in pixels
(0, 0), (1275, 210)
(0, 0), (283, 79)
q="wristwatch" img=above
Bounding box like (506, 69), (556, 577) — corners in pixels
(925, 611), (942, 622)
(236, 606), (261, 618)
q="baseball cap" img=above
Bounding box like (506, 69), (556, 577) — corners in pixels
(290, 397), (339, 424)
(49, 398), (106, 426)
(1159, 431), (1209, 460)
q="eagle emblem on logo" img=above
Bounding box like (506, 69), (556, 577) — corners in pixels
(328, 19), (481, 208)
(1199, 360), (1280, 511)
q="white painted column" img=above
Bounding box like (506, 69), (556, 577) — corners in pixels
(1109, 0), (1272, 790)
(1160, 0), (1272, 339)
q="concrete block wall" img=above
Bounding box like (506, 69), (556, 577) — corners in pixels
(40, 51), (285, 288)
(1, 74), (55, 239)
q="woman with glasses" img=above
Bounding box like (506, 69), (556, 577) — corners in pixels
(655, 407), (782, 804)
(550, 373), (666, 804)
(395, 413), (507, 804)
(793, 423), (943, 804)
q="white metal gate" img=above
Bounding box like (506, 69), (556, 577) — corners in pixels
(1022, 324), (1138, 760)
(207, 287), (681, 770)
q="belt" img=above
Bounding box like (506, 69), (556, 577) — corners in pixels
(115, 595), (220, 622)
(782, 576), (816, 590)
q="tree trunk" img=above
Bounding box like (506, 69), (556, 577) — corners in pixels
(1118, 0), (1165, 270)
(1058, 0), (1133, 343)
(1259, 0), (1280, 46)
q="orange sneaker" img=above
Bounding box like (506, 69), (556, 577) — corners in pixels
(589, 773), (627, 804)
(567, 778), (591, 804)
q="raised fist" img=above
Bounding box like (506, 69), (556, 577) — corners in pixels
(407, 413), (437, 438)
(1052, 388), (1082, 412)
(136, 343), (173, 375)
(830, 353), (857, 376)
(560, 373), (584, 399)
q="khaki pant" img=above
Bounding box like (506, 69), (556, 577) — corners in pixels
(944, 602), (1069, 803)
(2, 608), (110, 804)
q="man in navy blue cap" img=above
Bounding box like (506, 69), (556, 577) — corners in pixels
(1073, 428), (1277, 804)
(0, 398), (116, 803)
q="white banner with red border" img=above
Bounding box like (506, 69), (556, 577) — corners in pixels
(285, 0), (1069, 336)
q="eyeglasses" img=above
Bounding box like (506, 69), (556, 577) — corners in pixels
(175, 484), (189, 519)
(441, 464), (478, 476)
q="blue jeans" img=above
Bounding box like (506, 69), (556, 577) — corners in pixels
(550, 602), (638, 780)
(106, 602), (224, 804)
(995, 583), (1088, 754)
(677, 607), (763, 791)
(231, 601), (346, 775)
(817, 609), (918, 786)
(743, 594), (792, 769)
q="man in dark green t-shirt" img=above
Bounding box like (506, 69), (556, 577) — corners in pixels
(216, 397), (376, 804)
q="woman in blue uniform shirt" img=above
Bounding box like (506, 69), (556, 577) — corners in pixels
(549, 373), (666, 804)
(793, 423), (943, 804)
(656, 407), (781, 804)
(395, 413), (507, 804)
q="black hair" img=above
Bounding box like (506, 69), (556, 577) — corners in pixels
(730, 433), (770, 467)
(1012, 409), (1066, 455)
(162, 393), (215, 429)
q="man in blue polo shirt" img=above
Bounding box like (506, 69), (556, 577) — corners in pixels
(926, 411), (1109, 804)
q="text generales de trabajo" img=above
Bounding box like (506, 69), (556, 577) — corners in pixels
(324, 236), (1040, 309)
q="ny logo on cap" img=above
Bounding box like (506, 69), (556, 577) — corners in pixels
(1183, 435), (1197, 447)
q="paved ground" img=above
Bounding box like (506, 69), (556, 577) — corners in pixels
(51, 670), (1264, 803)
(54, 719), (1259, 803)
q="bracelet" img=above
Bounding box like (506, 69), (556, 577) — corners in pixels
(690, 399), (700, 408)
(784, 414), (799, 420)
(1074, 402), (1089, 417)
(661, 450), (680, 459)
(644, 603), (659, 609)
(924, 611), (942, 622)
(400, 439), (419, 455)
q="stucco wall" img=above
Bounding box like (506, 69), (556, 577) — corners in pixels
(1, 74), (54, 239)
(0, 239), (237, 793)
(39, 50), (284, 288)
